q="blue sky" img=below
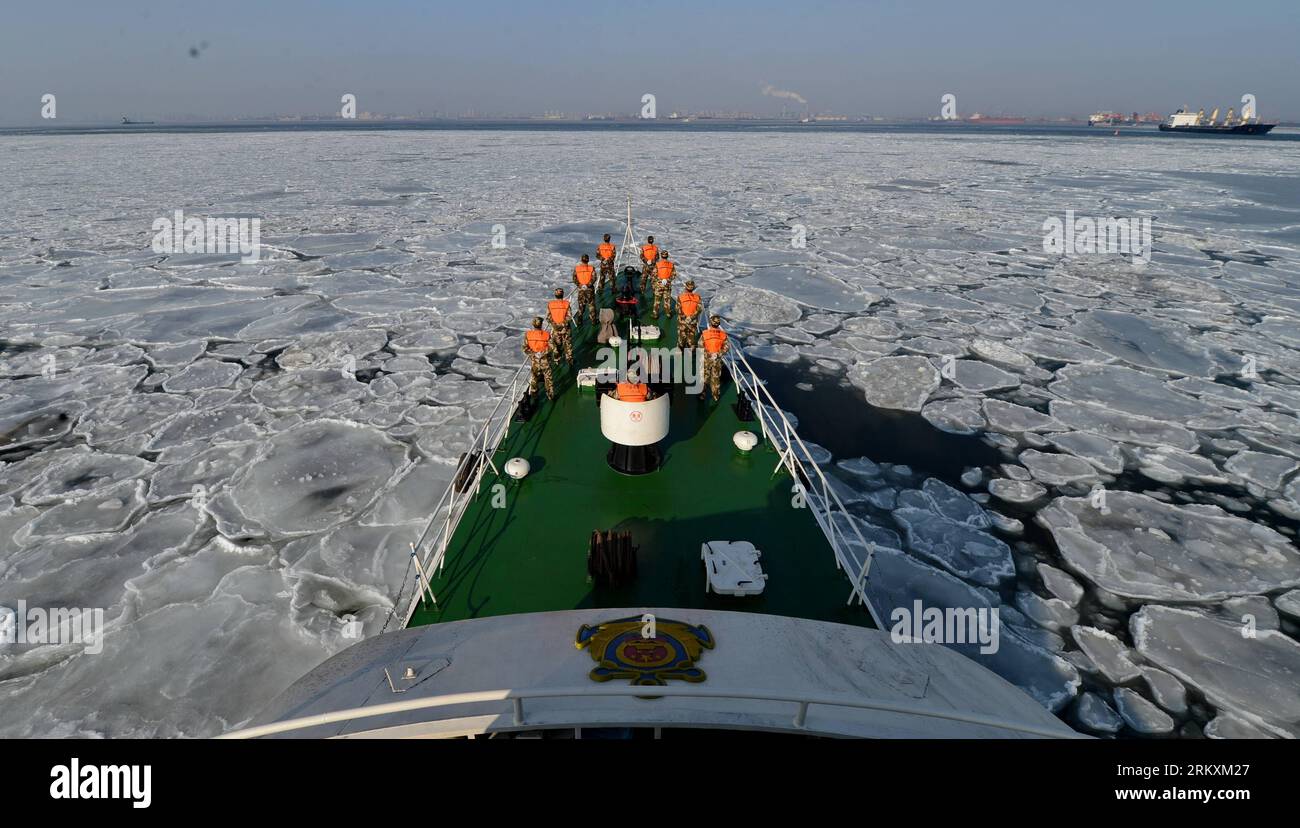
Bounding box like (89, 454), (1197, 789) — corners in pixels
(3, 0), (1298, 123)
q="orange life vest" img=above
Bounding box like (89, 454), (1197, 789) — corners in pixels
(547, 299), (570, 325)
(525, 329), (551, 353)
(616, 382), (648, 402)
(655, 259), (675, 281)
(640, 244), (658, 263)
(678, 291), (701, 317)
(701, 328), (728, 354)
(597, 243), (616, 260)
(574, 263), (594, 285)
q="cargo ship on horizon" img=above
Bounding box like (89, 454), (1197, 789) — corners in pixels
(1159, 106), (1275, 135)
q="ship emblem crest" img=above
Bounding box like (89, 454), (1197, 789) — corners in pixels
(575, 616), (714, 685)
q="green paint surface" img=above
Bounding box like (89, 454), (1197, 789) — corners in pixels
(409, 294), (874, 630)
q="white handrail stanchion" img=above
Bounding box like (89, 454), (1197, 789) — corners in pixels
(409, 543), (436, 607)
(724, 345), (882, 627)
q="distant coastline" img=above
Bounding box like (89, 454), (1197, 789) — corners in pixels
(3, 118), (1298, 141)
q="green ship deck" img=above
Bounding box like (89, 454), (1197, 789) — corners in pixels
(407, 284), (876, 630)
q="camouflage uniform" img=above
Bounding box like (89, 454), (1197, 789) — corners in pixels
(698, 328), (730, 402)
(652, 272), (675, 318)
(677, 312), (700, 350)
(576, 285), (597, 325)
(550, 322), (573, 363)
(640, 261), (655, 295)
(598, 257), (615, 293)
(522, 335), (556, 400)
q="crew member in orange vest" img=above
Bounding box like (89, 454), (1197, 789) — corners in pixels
(697, 314), (730, 402)
(522, 317), (556, 400)
(676, 280), (702, 349)
(612, 367), (651, 402)
(651, 250), (677, 319)
(547, 288), (575, 364)
(596, 234), (617, 293)
(639, 235), (659, 294)
(573, 254), (597, 325)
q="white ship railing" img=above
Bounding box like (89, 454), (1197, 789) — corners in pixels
(389, 294), (882, 631)
(392, 285), (582, 630)
(391, 356), (530, 629)
(220, 683), (1083, 740)
(724, 346), (883, 627)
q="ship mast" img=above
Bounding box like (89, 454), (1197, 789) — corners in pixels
(615, 195), (637, 269)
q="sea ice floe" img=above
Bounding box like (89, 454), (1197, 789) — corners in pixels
(23, 452), (154, 506)
(429, 378), (496, 407)
(1018, 450), (1101, 487)
(850, 356), (940, 412)
(1071, 309), (1219, 377)
(1132, 446), (1229, 486)
(1070, 626), (1142, 684)
(1228, 451), (1295, 494)
(1140, 666), (1189, 716)
(226, 419), (409, 537)
(890, 289), (982, 313)
(1044, 432), (1125, 474)
(1049, 400), (1199, 451)
(160, 359), (243, 393)
(1049, 363), (1219, 421)
(1113, 688), (1175, 735)
(276, 330), (389, 371)
(742, 266), (878, 312)
(389, 329), (460, 354)
(1, 505), (205, 638)
(1220, 595), (1279, 631)
(1169, 376), (1266, 410)
(16, 480), (148, 544)
(983, 400), (1060, 434)
(1204, 715), (1278, 739)
(1038, 492), (1300, 602)
(1014, 332), (1114, 365)
(1073, 692), (1123, 734)
(890, 496), (1014, 590)
(250, 370), (369, 413)
(968, 338), (1035, 371)
(948, 360), (1020, 393)
(1132, 605), (1300, 737)
(1014, 591), (1079, 633)
(1037, 563), (1085, 607)
(147, 442), (262, 504)
(145, 404), (264, 452)
(124, 535), (274, 617)
(4, 407), (78, 458)
(1276, 589), (1300, 621)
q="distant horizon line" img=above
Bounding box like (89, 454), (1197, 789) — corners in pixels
(8, 110), (1299, 130)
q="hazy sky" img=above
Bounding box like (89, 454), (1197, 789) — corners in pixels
(3, 0), (1299, 124)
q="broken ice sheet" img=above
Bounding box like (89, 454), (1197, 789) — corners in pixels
(4, 127), (1300, 740)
